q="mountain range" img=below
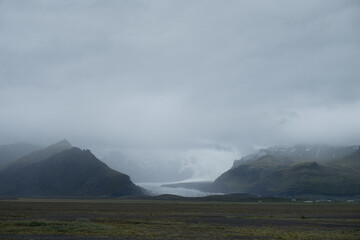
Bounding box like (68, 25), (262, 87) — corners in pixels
(0, 140), (143, 198)
(1, 141), (359, 198)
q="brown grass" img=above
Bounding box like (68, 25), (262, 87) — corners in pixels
(0, 199), (359, 239)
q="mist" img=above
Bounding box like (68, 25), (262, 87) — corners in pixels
(1, 0), (359, 182)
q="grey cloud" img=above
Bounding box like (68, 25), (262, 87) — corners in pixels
(0, 0), (359, 179)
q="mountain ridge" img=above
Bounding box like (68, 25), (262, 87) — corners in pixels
(10, 139), (73, 167)
(0, 141), (144, 198)
(232, 145), (359, 168)
(213, 144), (360, 197)
(0, 143), (41, 168)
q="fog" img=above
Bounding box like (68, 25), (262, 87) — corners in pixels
(1, 0), (359, 182)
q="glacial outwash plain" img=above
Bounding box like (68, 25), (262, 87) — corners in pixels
(0, 199), (359, 240)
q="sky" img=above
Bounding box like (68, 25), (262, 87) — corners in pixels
(1, 0), (359, 180)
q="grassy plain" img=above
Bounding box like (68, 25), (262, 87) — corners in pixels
(0, 199), (359, 239)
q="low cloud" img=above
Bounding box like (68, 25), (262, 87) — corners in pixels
(0, 0), (359, 180)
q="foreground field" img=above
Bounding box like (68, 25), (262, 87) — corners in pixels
(0, 199), (359, 239)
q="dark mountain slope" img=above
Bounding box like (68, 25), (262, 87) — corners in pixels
(0, 143), (40, 167)
(326, 148), (360, 170)
(213, 145), (360, 197)
(266, 162), (359, 196)
(0, 147), (143, 198)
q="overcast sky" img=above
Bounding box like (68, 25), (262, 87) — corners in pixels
(1, 0), (359, 178)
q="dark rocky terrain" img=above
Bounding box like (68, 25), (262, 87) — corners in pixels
(213, 145), (360, 196)
(0, 141), (143, 198)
